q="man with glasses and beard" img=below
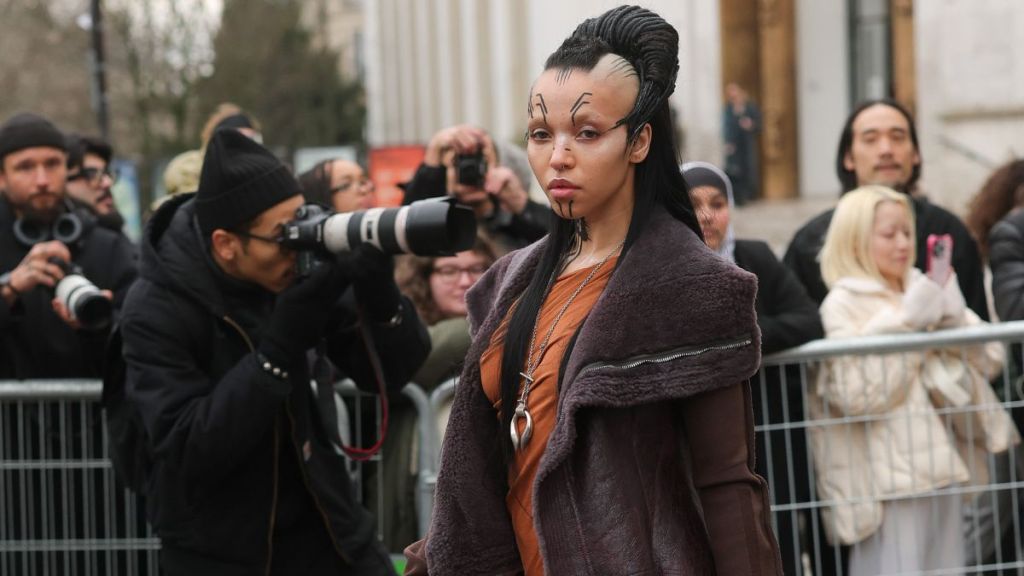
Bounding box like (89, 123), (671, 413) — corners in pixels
(65, 133), (130, 237)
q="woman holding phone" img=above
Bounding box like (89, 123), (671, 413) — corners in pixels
(813, 185), (1015, 575)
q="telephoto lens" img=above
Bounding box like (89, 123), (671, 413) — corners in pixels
(48, 258), (112, 330)
(282, 197), (477, 274)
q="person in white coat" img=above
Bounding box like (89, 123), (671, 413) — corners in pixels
(814, 185), (1018, 575)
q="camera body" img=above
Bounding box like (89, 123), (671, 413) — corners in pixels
(454, 151), (487, 188)
(281, 197), (476, 276)
(49, 257), (112, 330)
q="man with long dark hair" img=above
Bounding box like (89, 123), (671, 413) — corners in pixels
(783, 99), (987, 319)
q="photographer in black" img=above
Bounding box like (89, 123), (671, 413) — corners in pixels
(0, 112), (137, 378)
(402, 124), (548, 252)
(120, 128), (430, 575)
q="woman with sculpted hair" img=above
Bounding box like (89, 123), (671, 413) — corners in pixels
(405, 6), (781, 574)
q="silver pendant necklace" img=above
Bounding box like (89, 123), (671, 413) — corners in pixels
(510, 241), (624, 451)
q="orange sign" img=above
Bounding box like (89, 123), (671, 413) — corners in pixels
(368, 146), (427, 207)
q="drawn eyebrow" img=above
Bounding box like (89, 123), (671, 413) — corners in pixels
(570, 92), (593, 126)
(534, 94), (549, 122)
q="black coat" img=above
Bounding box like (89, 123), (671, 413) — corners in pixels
(734, 240), (820, 500)
(783, 196), (989, 320)
(0, 198), (137, 378)
(734, 239), (822, 355)
(990, 209), (1024, 322)
(735, 239), (820, 576)
(401, 163), (549, 251)
(120, 194), (429, 575)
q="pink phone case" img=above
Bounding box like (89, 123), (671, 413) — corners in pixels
(926, 234), (953, 285)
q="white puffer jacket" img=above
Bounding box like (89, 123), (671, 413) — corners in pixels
(811, 269), (1017, 545)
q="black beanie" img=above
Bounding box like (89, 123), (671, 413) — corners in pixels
(195, 128), (301, 237)
(0, 112), (67, 164)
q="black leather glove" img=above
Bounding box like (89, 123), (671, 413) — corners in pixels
(259, 262), (352, 365)
(341, 245), (402, 323)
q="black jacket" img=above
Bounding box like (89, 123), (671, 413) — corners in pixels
(120, 194), (429, 575)
(733, 239), (820, 576)
(990, 210), (1024, 321)
(734, 239), (822, 355)
(401, 164), (548, 251)
(783, 196), (989, 320)
(0, 198), (138, 378)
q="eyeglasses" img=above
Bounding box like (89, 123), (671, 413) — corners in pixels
(232, 229), (283, 246)
(432, 264), (488, 282)
(68, 166), (118, 186)
(330, 177), (374, 195)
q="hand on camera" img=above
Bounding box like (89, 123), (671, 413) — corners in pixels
(259, 263), (351, 365)
(901, 273), (944, 330)
(52, 289), (113, 329)
(7, 241), (72, 296)
(938, 272), (967, 327)
(343, 245), (402, 323)
(425, 125), (490, 166)
(485, 166), (529, 215)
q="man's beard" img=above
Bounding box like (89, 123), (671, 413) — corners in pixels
(17, 193), (63, 223)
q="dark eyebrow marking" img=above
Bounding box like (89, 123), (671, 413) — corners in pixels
(570, 92), (593, 127)
(534, 94), (548, 122)
(527, 94), (534, 119)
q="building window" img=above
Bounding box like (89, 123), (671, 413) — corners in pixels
(849, 0), (891, 102)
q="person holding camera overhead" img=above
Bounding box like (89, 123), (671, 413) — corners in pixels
(0, 112), (137, 379)
(402, 124), (549, 252)
(119, 128), (430, 575)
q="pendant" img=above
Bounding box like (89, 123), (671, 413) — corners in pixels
(510, 400), (533, 451)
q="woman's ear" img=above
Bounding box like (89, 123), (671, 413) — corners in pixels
(629, 123), (653, 164)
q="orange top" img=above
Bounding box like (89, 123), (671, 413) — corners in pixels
(480, 258), (616, 576)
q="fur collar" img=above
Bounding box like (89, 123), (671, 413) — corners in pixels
(465, 208), (761, 408)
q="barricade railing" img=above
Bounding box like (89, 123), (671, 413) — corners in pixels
(0, 379), (159, 576)
(759, 320), (1024, 575)
(0, 378), (432, 572)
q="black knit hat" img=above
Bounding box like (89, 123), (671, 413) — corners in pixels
(0, 112), (67, 164)
(195, 128), (301, 237)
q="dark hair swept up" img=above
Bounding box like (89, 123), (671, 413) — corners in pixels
(497, 5), (703, 462)
(835, 98), (921, 194)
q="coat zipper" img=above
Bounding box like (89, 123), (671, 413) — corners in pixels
(575, 336), (753, 379)
(222, 316), (282, 575)
(284, 400), (352, 565)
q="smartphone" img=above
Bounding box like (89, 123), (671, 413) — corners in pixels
(926, 233), (954, 285)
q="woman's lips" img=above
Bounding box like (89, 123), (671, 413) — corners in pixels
(548, 179), (579, 201)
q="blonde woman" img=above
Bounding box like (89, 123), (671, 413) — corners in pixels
(814, 185), (1016, 574)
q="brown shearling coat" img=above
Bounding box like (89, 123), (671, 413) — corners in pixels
(407, 210), (783, 575)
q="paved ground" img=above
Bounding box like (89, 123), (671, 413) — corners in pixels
(731, 196), (836, 258)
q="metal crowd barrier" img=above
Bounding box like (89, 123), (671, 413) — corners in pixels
(0, 378), (432, 573)
(0, 379), (159, 576)
(760, 320), (1024, 576)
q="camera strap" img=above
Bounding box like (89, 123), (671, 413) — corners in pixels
(313, 306), (389, 462)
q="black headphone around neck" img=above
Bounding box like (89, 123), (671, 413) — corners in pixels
(12, 200), (96, 249)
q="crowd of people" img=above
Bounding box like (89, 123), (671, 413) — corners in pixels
(3, 4), (1024, 576)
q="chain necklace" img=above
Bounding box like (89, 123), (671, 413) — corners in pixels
(510, 241), (624, 451)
